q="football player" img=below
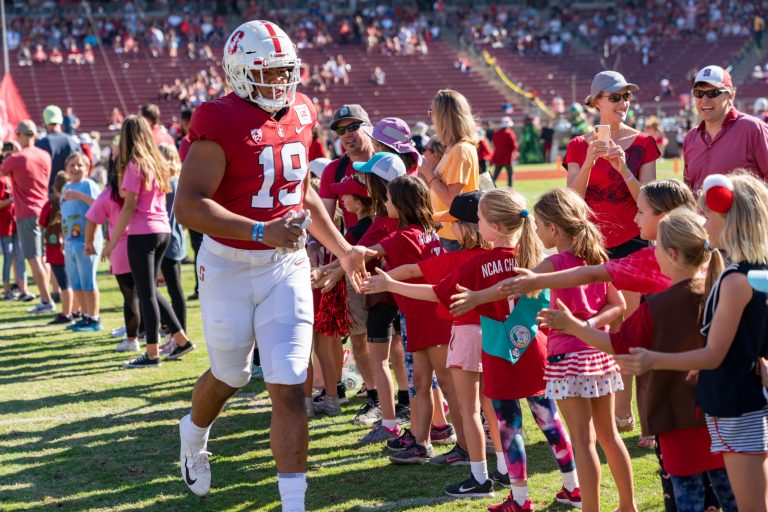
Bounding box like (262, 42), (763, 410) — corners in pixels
(174, 20), (370, 512)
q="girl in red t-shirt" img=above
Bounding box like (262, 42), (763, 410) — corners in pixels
(362, 174), (459, 464)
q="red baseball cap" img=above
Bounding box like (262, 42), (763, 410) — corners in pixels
(331, 175), (369, 199)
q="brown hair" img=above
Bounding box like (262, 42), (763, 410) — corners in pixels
(373, 140), (418, 173)
(118, 115), (171, 194)
(387, 175), (440, 232)
(140, 103), (161, 125)
(657, 207), (724, 302)
(52, 170), (69, 196)
(534, 188), (608, 265)
(640, 179), (696, 215)
(431, 89), (478, 146)
(365, 173), (389, 218)
(457, 221), (492, 250)
(479, 189), (542, 270)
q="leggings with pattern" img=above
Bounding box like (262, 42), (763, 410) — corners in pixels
(493, 395), (576, 482)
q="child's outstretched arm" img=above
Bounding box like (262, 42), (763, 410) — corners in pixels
(387, 263), (422, 281)
(498, 264), (611, 297)
(362, 267), (438, 302)
(616, 273), (752, 375)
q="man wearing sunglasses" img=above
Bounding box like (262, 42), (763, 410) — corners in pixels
(683, 65), (768, 192)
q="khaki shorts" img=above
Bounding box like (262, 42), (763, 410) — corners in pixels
(346, 277), (367, 336)
(17, 216), (42, 259)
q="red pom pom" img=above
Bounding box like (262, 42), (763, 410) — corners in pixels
(314, 281), (351, 337)
(703, 174), (735, 214)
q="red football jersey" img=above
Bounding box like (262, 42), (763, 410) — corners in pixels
(189, 92), (317, 250)
(419, 247), (488, 324)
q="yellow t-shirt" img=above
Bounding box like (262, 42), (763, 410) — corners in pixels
(431, 141), (479, 240)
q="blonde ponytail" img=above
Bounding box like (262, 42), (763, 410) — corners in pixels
(479, 189), (543, 270)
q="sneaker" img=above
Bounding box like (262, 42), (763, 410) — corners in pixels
(48, 313), (73, 325)
(72, 311), (83, 320)
(67, 317), (88, 330)
(314, 396), (341, 416)
(123, 353), (161, 368)
(27, 301), (55, 314)
(490, 469), (512, 489)
(111, 326), (127, 338)
(488, 495), (533, 512)
(166, 342), (196, 360)
(388, 442), (434, 464)
(250, 364), (264, 381)
(430, 423), (457, 445)
(17, 291), (35, 302)
(395, 403), (411, 424)
(50, 291), (61, 303)
(429, 444), (470, 466)
(115, 339), (141, 352)
(358, 424), (399, 444)
(186, 292), (199, 301)
(337, 382), (349, 405)
(615, 413), (635, 433)
(72, 317), (104, 332)
(386, 428), (416, 452)
(555, 487), (582, 509)
(3, 292), (16, 301)
(353, 400), (381, 426)
(312, 388), (327, 403)
(445, 475), (495, 498)
(305, 397), (315, 419)
(179, 418), (211, 496)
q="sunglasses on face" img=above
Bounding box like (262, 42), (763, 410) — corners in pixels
(692, 88), (729, 99)
(601, 92), (633, 103)
(335, 121), (364, 136)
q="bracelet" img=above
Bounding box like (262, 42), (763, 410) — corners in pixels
(251, 221), (265, 242)
(586, 318), (596, 329)
(623, 171), (636, 183)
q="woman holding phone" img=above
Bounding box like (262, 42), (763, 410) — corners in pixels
(563, 70), (660, 448)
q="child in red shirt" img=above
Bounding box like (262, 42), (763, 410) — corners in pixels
(0, 174), (26, 300)
(40, 172), (74, 324)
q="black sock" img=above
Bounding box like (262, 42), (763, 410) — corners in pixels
(397, 390), (410, 406)
(367, 388), (379, 404)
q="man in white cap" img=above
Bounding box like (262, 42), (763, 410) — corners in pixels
(683, 65), (768, 191)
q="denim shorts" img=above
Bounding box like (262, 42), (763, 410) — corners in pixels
(65, 242), (100, 291)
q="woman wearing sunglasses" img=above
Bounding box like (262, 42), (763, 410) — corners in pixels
(682, 65), (768, 193)
(564, 70), (659, 451)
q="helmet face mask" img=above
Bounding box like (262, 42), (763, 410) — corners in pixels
(223, 21), (302, 113)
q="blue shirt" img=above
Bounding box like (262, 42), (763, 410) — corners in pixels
(36, 133), (80, 189)
(61, 179), (101, 245)
(164, 178), (187, 261)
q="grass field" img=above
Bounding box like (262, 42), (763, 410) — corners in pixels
(0, 165), (682, 511)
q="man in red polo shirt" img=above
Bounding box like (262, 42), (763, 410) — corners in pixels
(683, 65), (768, 192)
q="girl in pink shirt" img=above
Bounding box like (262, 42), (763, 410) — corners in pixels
(106, 117), (194, 368)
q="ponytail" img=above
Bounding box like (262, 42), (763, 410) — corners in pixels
(479, 189), (543, 270)
(704, 248), (725, 300)
(516, 213), (543, 270)
(534, 188), (607, 265)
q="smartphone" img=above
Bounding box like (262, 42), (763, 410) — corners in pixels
(1, 142), (14, 152)
(594, 125), (610, 143)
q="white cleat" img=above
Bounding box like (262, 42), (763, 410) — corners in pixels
(180, 427), (211, 496)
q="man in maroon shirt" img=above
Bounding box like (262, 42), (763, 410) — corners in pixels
(491, 116), (518, 187)
(0, 120), (55, 313)
(683, 65), (768, 192)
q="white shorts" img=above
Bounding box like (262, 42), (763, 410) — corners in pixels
(198, 236), (313, 387)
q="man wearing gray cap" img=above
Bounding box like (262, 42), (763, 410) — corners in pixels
(35, 105), (80, 191)
(683, 65), (768, 192)
(315, 104), (377, 420)
(0, 120), (56, 313)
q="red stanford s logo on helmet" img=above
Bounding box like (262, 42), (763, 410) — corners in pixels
(222, 21), (301, 113)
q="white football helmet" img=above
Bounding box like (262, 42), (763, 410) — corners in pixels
(222, 20), (302, 113)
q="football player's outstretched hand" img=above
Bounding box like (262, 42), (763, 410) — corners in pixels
(340, 245), (377, 292)
(263, 213), (305, 249)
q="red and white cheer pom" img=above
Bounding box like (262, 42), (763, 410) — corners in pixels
(703, 174), (735, 213)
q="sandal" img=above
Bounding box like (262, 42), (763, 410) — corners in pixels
(638, 436), (657, 449)
(615, 413), (635, 432)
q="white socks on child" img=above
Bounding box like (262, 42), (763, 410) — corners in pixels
(180, 414), (210, 451)
(470, 460), (489, 484)
(381, 418), (398, 431)
(495, 451), (508, 475)
(511, 484), (530, 506)
(562, 470), (579, 492)
(278, 473), (308, 512)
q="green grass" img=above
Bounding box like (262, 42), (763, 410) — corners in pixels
(0, 171), (678, 511)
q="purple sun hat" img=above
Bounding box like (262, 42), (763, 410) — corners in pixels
(371, 117), (423, 167)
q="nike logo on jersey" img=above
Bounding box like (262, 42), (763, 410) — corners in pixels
(184, 457), (197, 485)
(295, 125), (307, 134)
